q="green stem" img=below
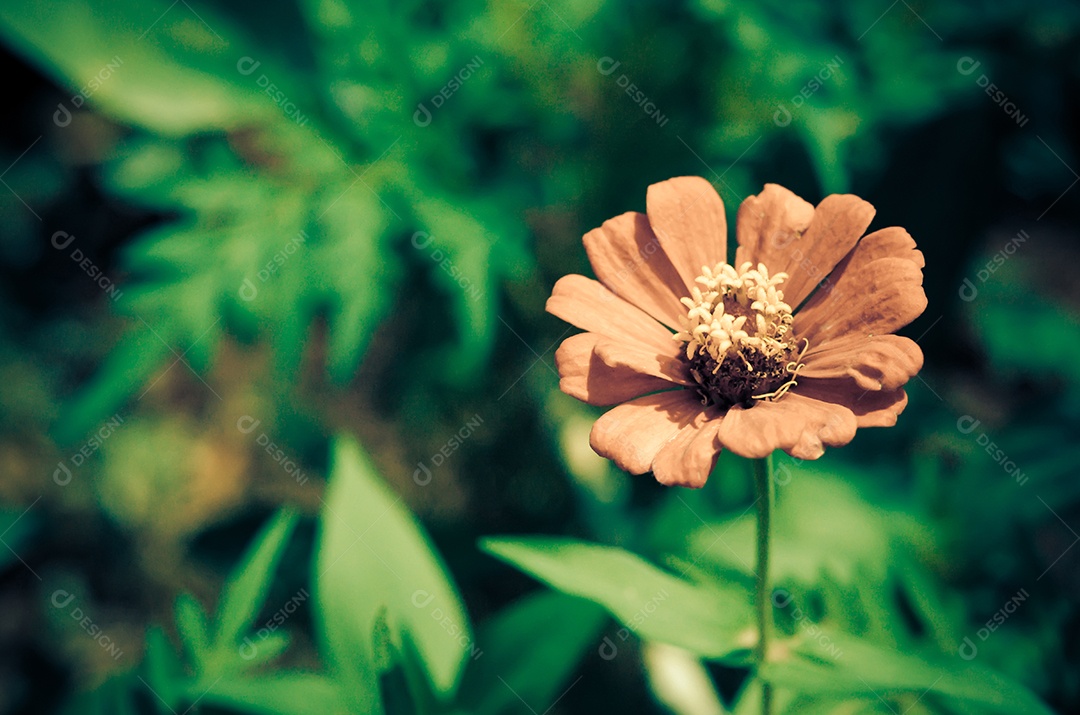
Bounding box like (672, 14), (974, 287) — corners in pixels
(753, 455), (773, 715)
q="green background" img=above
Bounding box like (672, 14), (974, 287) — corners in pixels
(0, 0), (1078, 713)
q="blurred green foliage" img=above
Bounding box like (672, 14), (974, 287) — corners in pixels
(1, 0), (1079, 713)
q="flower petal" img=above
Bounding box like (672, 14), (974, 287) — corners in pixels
(838, 226), (924, 268)
(764, 194), (877, 308)
(734, 184), (815, 271)
(645, 176), (727, 291)
(590, 390), (701, 474)
(650, 411), (723, 488)
(794, 230), (926, 346)
(555, 333), (681, 406)
(716, 394), (857, 460)
(800, 334), (923, 391)
(794, 379), (910, 428)
(593, 337), (691, 385)
(546, 274), (676, 355)
(583, 211), (688, 329)
(795, 257), (926, 346)
(850, 388), (909, 428)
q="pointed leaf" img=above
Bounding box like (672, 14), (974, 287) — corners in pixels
(481, 537), (753, 659)
(314, 436), (469, 701)
(215, 508), (300, 651)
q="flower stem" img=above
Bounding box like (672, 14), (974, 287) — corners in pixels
(753, 455), (773, 715)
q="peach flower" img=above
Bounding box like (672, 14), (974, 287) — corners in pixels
(547, 177), (926, 487)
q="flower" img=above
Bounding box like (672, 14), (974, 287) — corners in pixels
(547, 177), (926, 487)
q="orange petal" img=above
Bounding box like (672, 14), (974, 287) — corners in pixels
(590, 390), (701, 474)
(645, 176), (728, 291)
(838, 226), (924, 268)
(593, 337), (691, 385)
(801, 334), (923, 391)
(716, 393), (857, 460)
(734, 184), (815, 271)
(583, 211), (688, 329)
(795, 379), (910, 428)
(546, 274), (676, 355)
(765, 194), (876, 308)
(650, 411), (723, 488)
(794, 256), (926, 347)
(555, 333), (681, 406)
(851, 388), (909, 428)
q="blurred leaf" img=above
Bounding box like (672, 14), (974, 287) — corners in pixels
(175, 592), (212, 664)
(458, 592), (607, 715)
(53, 327), (173, 445)
(968, 237), (1080, 385)
(408, 193), (526, 383)
(764, 631), (1054, 715)
(200, 673), (349, 715)
(382, 628), (441, 715)
(143, 626), (186, 713)
(642, 641), (731, 715)
(215, 508), (300, 653)
(687, 470), (905, 586)
(5, 0), (538, 442)
(0, 0), (276, 135)
(314, 436), (470, 706)
(481, 537), (753, 659)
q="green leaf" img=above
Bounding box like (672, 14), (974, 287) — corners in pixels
(406, 190), (532, 385)
(143, 626), (185, 713)
(314, 436), (470, 704)
(199, 673), (350, 715)
(53, 327), (174, 445)
(480, 537), (753, 659)
(687, 471), (902, 587)
(238, 632), (292, 669)
(763, 631), (1054, 715)
(310, 190), (396, 383)
(174, 592), (211, 665)
(459, 591), (607, 715)
(382, 628), (441, 715)
(215, 508), (300, 652)
(0, 0), (275, 135)
(968, 242), (1080, 385)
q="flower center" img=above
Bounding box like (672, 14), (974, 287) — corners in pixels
(674, 261), (807, 409)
